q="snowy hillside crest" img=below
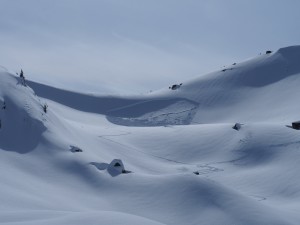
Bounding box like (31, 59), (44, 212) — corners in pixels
(0, 72), (48, 153)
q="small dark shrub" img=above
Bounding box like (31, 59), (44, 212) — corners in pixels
(43, 104), (48, 113)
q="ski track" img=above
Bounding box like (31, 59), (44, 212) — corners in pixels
(98, 132), (224, 176)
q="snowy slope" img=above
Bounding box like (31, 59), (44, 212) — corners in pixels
(1, 46), (300, 224)
(29, 46), (300, 125)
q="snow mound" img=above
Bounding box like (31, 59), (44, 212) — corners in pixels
(0, 72), (47, 153)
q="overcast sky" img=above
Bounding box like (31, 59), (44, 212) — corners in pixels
(0, 0), (299, 94)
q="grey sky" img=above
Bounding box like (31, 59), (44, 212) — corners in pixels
(0, 0), (299, 94)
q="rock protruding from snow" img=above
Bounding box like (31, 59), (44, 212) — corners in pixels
(169, 83), (183, 90)
(70, 145), (83, 152)
(232, 123), (243, 131)
(291, 121), (300, 130)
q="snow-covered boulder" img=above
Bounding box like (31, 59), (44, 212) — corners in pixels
(107, 159), (127, 176)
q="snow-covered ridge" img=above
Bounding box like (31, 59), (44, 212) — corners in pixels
(28, 45), (300, 125)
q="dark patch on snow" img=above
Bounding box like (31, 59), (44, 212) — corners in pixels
(169, 83), (183, 90)
(70, 145), (83, 153)
(221, 68), (234, 72)
(232, 123), (243, 131)
(291, 121), (300, 130)
(114, 162), (121, 167)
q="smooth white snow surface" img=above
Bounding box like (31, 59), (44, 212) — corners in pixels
(1, 46), (300, 224)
